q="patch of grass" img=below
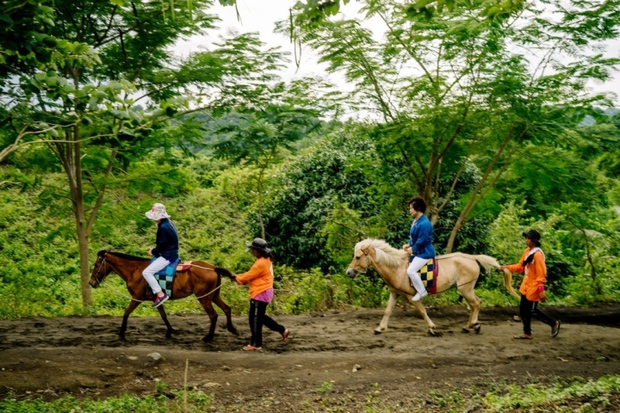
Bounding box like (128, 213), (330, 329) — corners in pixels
(317, 380), (335, 394)
(483, 375), (620, 412)
(3, 376), (620, 412)
(0, 391), (213, 413)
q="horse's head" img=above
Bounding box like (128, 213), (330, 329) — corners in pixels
(346, 244), (372, 279)
(89, 250), (112, 288)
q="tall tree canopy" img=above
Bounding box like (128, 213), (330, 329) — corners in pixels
(282, 0), (620, 251)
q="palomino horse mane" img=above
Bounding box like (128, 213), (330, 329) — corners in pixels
(355, 238), (408, 268)
(98, 249), (149, 262)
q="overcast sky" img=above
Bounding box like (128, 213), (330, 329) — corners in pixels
(175, 0), (620, 107)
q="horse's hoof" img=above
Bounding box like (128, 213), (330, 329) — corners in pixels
(228, 327), (239, 336)
(374, 329), (382, 335)
(202, 335), (214, 343)
(428, 329), (436, 336)
(473, 324), (481, 334)
(462, 327), (471, 333)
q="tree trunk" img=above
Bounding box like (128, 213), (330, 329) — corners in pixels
(70, 129), (93, 309)
(76, 209), (93, 309)
(445, 125), (523, 253)
(257, 169), (265, 239)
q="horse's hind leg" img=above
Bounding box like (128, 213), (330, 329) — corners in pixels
(156, 305), (177, 339)
(198, 297), (218, 343)
(120, 300), (140, 340)
(214, 293), (238, 336)
(459, 286), (482, 333)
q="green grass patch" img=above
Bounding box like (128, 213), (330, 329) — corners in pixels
(0, 391), (213, 413)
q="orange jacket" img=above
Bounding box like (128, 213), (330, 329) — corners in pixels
(236, 257), (274, 298)
(506, 247), (547, 302)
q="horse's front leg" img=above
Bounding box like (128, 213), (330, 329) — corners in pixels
(410, 300), (438, 336)
(120, 299), (141, 340)
(156, 304), (177, 339)
(375, 291), (398, 334)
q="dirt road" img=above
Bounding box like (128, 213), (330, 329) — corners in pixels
(1, 304), (619, 411)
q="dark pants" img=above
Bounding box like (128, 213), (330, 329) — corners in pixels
(519, 294), (556, 335)
(249, 299), (285, 348)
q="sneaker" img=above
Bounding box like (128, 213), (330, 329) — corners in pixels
(152, 293), (169, 308)
(412, 290), (428, 302)
(282, 329), (289, 342)
(242, 345), (262, 351)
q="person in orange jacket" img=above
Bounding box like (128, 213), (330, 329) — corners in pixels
(232, 238), (289, 351)
(500, 229), (561, 339)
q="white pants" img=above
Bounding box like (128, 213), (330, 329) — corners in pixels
(142, 256), (170, 294)
(407, 256), (428, 294)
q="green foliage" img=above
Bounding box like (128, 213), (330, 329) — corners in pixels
(0, 390), (213, 412)
(0, 181), (84, 318)
(2, 0), (619, 320)
(257, 125), (380, 271)
(488, 201), (620, 304)
(484, 375), (620, 412)
(283, 0), (620, 255)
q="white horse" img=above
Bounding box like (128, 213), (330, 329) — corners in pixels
(346, 238), (519, 335)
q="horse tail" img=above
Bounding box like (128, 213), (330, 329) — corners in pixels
(475, 255), (519, 300)
(215, 267), (236, 281)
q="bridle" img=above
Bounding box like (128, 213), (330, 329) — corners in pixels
(91, 252), (109, 287)
(349, 249), (372, 276)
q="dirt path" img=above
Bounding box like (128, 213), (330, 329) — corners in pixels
(1, 304), (619, 411)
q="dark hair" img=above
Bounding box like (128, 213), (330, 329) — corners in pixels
(254, 248), (272, 259)
(522, 229), (541, 247)
(408, 197), (427, 213)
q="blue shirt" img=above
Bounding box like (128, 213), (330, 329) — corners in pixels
(409, 214), (436, 259)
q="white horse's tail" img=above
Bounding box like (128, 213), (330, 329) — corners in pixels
(475, 255), (520, 300)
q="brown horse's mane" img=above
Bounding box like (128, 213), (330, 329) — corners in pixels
(99, 250), (149, 262)
(355, 239), (409, 267)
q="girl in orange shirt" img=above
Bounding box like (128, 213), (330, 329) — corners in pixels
(500, 230), (561, 340)
(233, 238), (289, 351)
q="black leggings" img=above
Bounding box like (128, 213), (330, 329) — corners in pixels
(249, 299), (285, 348)
(519, 294), (556, 335)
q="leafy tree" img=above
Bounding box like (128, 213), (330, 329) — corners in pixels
(257, 125), (379, 271)
(209, 105), (322, 237)
(282, 0), (620, 253)
(0, 0), (291, 308)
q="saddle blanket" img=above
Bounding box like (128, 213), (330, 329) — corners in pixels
(146, 259), (193, 299)
(409, 257), (438, 294)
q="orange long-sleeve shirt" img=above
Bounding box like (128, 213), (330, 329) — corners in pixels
(235, 257), (274, 298)
(506, 247), (547, 302)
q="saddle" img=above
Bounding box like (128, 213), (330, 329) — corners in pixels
(409, 257), (438, 294)
(146, 259), (193, 299)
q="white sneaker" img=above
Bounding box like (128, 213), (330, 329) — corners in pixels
(412, 290), (428, 301)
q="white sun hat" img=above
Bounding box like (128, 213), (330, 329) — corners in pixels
(145, 203), (170, 221)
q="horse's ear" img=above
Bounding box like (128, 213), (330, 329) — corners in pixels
(360, 245), (369, 255)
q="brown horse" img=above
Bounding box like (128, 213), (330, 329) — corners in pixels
(89, 250), (238, 342)
(346, 239), (519, 335)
